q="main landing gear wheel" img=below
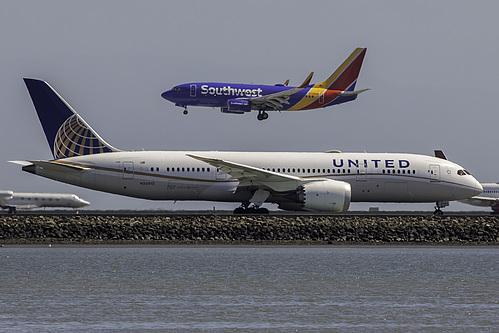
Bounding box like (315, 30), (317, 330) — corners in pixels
(183, 108), (188, 115)
(433, 209), (443, 216)
(233, 205), (269, 215)
(257, 111), (268, 121)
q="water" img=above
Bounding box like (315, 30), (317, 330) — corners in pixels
(0, 246), (497, 332)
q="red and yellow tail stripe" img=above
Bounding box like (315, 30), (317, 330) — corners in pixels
(287, 47), (366, 111)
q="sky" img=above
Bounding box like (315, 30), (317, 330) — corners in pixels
(1, 0), (498, 212)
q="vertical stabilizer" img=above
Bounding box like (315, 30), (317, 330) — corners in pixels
(317, 47), (367, 91)
(23, 78), (119, 159)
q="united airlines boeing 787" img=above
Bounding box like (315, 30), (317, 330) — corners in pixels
(162, 47), (368, 120)
(14, 79), (481, 214)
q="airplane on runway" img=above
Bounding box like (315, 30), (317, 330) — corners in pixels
(162, 47), (368, 121)
(13, 78), (481, 214)
(459, 183), (499, 213)
(0, 190), (90, 213)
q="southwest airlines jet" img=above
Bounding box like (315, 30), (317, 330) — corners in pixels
(14, 79), (481, 214)
(162, 47), (368, 120)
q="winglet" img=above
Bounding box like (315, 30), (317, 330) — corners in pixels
(283, 79), (290, 86)
(434, 150), (448, 160)
(317, 47), (367, 91)
(298, 72), (314, 88)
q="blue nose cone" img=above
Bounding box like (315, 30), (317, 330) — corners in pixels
(161, 90), (174, 101)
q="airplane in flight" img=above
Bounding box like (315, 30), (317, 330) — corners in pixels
(161, 47), (368, 121)
(13, 78), (481, 214)
(459, 183), (499, 213)
(0, 190), (90, 213)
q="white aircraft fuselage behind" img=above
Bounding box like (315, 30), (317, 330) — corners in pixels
(459, 183), (499, 213)
(0, 190), (90, 212)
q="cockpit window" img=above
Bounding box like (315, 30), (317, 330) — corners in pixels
(457, 169), (470, 176)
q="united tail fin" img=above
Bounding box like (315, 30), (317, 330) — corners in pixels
(23, 78), (119, 159)
(316, 47), (367, 91)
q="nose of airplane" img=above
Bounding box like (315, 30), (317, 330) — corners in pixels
(161, 90), (174, 101)
(473, 178), (483, 196)
(78, 198), (91, 207)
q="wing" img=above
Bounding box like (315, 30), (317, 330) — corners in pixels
(187, 154), (302, 192)
(250, 72), (314, 111)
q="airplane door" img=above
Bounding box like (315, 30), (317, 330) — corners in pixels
(319, 92), (325, 104)
(123, 161), (134, 179)
(429, 164), (440, 182)
(356, 164), (367, 181)
(190, 84), (197, 97)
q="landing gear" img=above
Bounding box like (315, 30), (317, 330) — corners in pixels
(183, 108), (188, 115)
(257, 110), (268, 121)
(433, 201), (449, 215)
(233, 204), (269, 215)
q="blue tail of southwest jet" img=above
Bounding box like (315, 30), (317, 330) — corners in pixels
(23, 78), (119, 159)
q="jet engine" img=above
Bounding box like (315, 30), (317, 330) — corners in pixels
(278, 179), (351, 212)
(221, 99), (252, 114)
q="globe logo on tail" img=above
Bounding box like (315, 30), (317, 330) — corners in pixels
(53, 114), (113, 159)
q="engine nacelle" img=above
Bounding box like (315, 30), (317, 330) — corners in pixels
(0, 190), (14, 201)
(221, 99), (252, 114)
(279, 179), (351, 212)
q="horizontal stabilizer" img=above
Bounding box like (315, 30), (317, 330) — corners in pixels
(25, 160), (92, 172)
(337, 88), (370, 97)
(8, 160), (33, 166)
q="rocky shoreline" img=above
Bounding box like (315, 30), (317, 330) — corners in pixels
(1, 214), (499, 245)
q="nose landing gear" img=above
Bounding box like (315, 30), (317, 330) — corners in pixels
(433, 201), (449, 215)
